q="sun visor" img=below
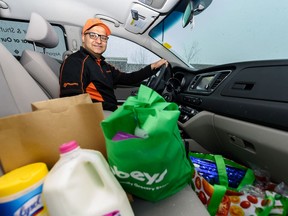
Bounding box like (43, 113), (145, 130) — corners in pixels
(138, 0), (166, 10)
(124, 3), (159, 34)
(138, 0), (179, 13)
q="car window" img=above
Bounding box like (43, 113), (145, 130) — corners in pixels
(104, 35), (160, 73)
(0, 19), (67, 61)
(150, 0), (288, 70)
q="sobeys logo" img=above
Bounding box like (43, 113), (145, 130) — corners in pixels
(110, 166), (167, 185)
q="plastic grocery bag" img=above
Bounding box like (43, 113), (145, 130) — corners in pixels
(101, 85), (193, 202)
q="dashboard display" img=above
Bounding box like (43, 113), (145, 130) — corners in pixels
(196, 75), (215, 90)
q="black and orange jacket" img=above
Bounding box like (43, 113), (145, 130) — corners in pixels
(59, 47), (157, 111)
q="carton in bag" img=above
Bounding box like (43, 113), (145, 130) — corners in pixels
(0, 94), (106, 173)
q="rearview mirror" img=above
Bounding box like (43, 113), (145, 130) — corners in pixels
(182, 1), (194, 28)
(182, 0), (211, 28)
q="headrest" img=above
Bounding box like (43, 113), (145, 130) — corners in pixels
(25, 12), (59, 48)
(62, 50), (74, 60)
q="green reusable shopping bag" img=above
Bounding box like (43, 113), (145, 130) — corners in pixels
(101, 85), (193, 202)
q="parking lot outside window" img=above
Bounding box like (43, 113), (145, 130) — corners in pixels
(0, 19), (67, 61)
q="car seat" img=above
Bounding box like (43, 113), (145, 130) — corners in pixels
(20, 12), (60, 99)
(0, 43), (49, 117)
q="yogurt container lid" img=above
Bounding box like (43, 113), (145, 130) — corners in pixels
(0, 162), (48, 197)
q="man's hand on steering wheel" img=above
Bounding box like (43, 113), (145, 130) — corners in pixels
(151, 59), (168, 71)
(146, 59), (170, 92)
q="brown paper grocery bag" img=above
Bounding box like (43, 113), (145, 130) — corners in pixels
(31, 93), (93, 112)
(0, 95), (106, 173)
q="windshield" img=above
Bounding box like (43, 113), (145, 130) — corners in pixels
(150, 0), (288, 70)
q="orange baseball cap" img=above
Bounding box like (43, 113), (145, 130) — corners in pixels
(82, 18), (111, 36)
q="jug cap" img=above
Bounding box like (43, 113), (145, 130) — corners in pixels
(60, 141), (79, 154)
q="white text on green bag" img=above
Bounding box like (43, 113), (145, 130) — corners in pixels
(110, 166), (168, 185)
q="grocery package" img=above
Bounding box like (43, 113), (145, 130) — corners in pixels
(0, 163), (48, 216)
(43, 141), (134, 216)
(0, 94), (106, 173)
(190, 152), (288, 215)
(101, 85), (193, 202)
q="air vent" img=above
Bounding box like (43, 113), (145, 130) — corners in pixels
(189, 75), (200, 90)
(210, 71), (230, 90)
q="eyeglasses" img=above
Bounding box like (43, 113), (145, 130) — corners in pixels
(84, 32), (109, 42)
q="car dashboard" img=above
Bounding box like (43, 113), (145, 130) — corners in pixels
(162, 59), (288, 185)
(165, 60), (288, 132)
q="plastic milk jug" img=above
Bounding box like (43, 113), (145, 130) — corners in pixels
(43, 140), (135, 216)
(0, 163), (48, 216)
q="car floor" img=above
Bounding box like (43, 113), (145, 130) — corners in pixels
(131, 185), (210, 216)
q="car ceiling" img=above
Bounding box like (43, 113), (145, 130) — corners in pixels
(0, 0), (188, 67)
(0, 0), (179, 32)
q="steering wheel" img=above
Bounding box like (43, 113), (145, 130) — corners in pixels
(146, 64), (169, 92)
